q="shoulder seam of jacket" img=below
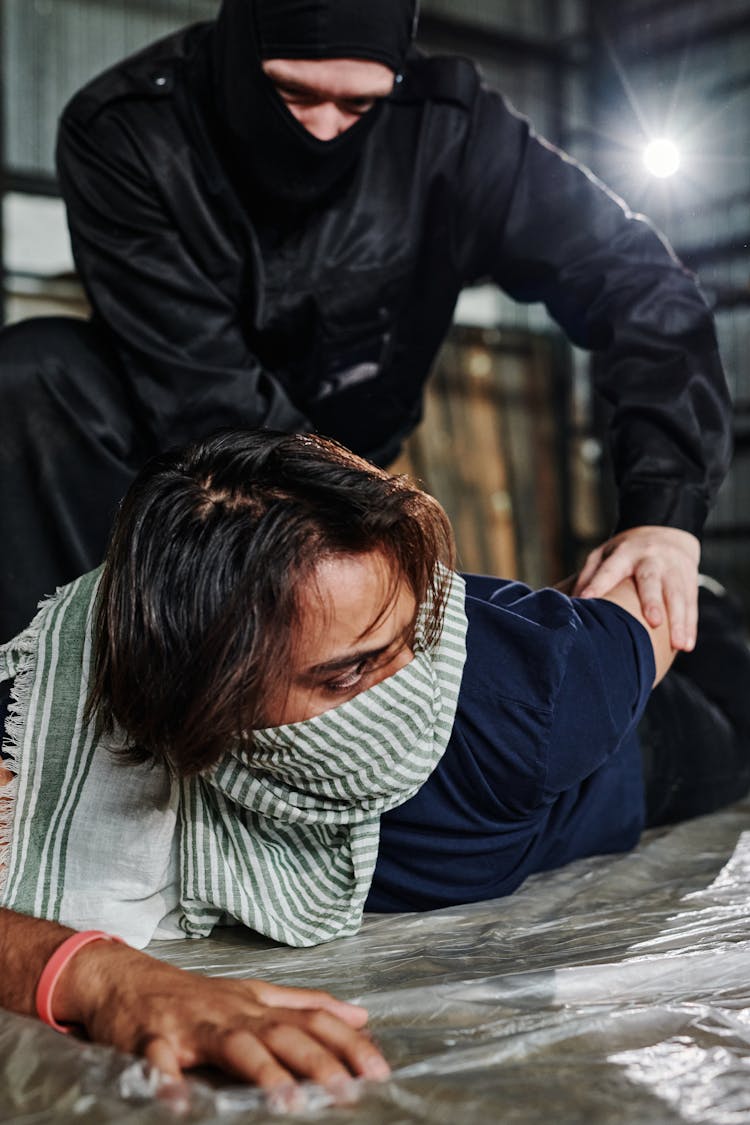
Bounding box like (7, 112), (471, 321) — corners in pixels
(396, 55), (480, 110)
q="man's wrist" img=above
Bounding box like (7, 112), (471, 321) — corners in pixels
(615, 484), (707, 538)
(51, 934), (132, 1028)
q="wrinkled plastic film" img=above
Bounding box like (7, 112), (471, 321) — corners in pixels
(4, 801), (750, 1122)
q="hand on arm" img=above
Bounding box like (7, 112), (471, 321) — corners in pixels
(0, 909), (389, 1090)
(464, 94), (728, 605)
(573, 526), (700, 655)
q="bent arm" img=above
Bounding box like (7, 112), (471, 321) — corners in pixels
(458, 91), (732, 538)
(57, 108), (310, 450)
(597, 577), (676, 685)
(0, 907), (388, 1087)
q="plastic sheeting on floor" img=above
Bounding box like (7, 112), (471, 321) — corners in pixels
(5, 801), (750, 1123)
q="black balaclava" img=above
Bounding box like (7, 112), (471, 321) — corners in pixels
(213, 0), (419, 206)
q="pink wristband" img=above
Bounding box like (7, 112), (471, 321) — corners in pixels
(36, 929), (125, 1033)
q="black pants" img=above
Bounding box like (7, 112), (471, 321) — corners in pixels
(640, 583), (750, 827)
(0, 316), (153, 642)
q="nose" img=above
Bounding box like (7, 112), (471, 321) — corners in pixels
(299, 102), (355, 141)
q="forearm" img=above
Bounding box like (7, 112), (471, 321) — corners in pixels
(468, 96), (731, 535)
(598, 576), (677, 685)
(606, 345), (731, 538)
(0, 909), (141, 1026)
(0, 908), (388, 1087)
(0, 908), (79, 1018)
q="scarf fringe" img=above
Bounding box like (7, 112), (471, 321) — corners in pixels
(0, 588), (63, 761)
(0, 589), (63, 900)
(0, 773), (19, 898)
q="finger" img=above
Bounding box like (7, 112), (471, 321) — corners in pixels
(663, 574), (696, 651)
(200, 1026), (296, 1089)
(578, 551), (633, 599)
(262, 1012), (390, 1083)
(261, 1021), (354, 1084)
(250, 982), (369, 1028)
(683, 580), (699, 652)
(633, 565), (665, 629)
(572, 547), (604, 595)
(143, 1035), (184, 1081)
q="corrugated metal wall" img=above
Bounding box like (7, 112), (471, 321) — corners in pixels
(3, 0), (216, 176)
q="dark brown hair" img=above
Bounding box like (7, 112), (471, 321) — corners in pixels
(86, 430), (455, 775)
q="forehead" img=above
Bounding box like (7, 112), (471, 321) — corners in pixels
(295, 551), (410, 663)
(261, 57), (396, 98)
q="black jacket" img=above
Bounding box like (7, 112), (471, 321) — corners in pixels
(56, 23), (731, 535)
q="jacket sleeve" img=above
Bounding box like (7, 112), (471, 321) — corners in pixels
(56, 105), (310, 450)
(456, 89), (732, 536)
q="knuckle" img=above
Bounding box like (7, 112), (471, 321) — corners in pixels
(257, 1017), (286, 1039)
(133, 1030), (162, 1057)
(305, 1009), (335, 1036)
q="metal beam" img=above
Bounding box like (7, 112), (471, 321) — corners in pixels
(602, 9), (750, 58)
(708, 70), (750, 99)
(678, 237), (750, 268)
(417, 13), (581, 67)
(3, 171), (59, 198)
(609, 0), (702, 24)
(50, 0), (212, 18)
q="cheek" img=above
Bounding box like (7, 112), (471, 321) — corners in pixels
(265, 683), (336, 727)
(368, 646), (414, 690)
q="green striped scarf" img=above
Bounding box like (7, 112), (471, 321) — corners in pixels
(0, 568), (467, 947)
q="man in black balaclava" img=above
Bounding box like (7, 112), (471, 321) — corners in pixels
(0, 0), (731, 658)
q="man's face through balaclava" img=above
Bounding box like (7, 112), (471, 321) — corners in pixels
(213, 0), (419, 206)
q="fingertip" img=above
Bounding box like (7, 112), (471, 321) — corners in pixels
(330, 1001), (369, 1028)
(145, 1038), (183, 1082)
(361, 1056), (391, 1081)
(325, 1075), (363, 1105)
(267, 1083), (307, 1114)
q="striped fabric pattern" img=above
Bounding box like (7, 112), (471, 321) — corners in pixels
(1, 570), (101, 921)
(0, 568), (467, 948)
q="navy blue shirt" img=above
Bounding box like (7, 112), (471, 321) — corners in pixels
(367, 575), (655, 912)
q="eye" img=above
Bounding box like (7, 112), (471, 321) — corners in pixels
(324, 659), (369, 694)
(341, 98), (376, 116)
(275, 84), (316, 106)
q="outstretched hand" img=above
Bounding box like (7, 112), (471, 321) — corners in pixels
(573, 525), (701, 651)
(58, 940), (390, 1093)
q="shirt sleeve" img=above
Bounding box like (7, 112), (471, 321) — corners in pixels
(370, 579), (654, 912)
(458, 577), (655, 803)
(542, 596), (655, 794)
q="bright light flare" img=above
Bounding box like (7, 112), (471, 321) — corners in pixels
(643, 138), (681, 178)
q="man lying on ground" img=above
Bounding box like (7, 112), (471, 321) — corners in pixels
(1, 430), (748, 1089)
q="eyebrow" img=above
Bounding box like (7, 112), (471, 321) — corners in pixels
(304, 642), (391, 678)
(270, 77), (393, 102)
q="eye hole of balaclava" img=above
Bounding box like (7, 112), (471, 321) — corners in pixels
(212, 0), (418, 205)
